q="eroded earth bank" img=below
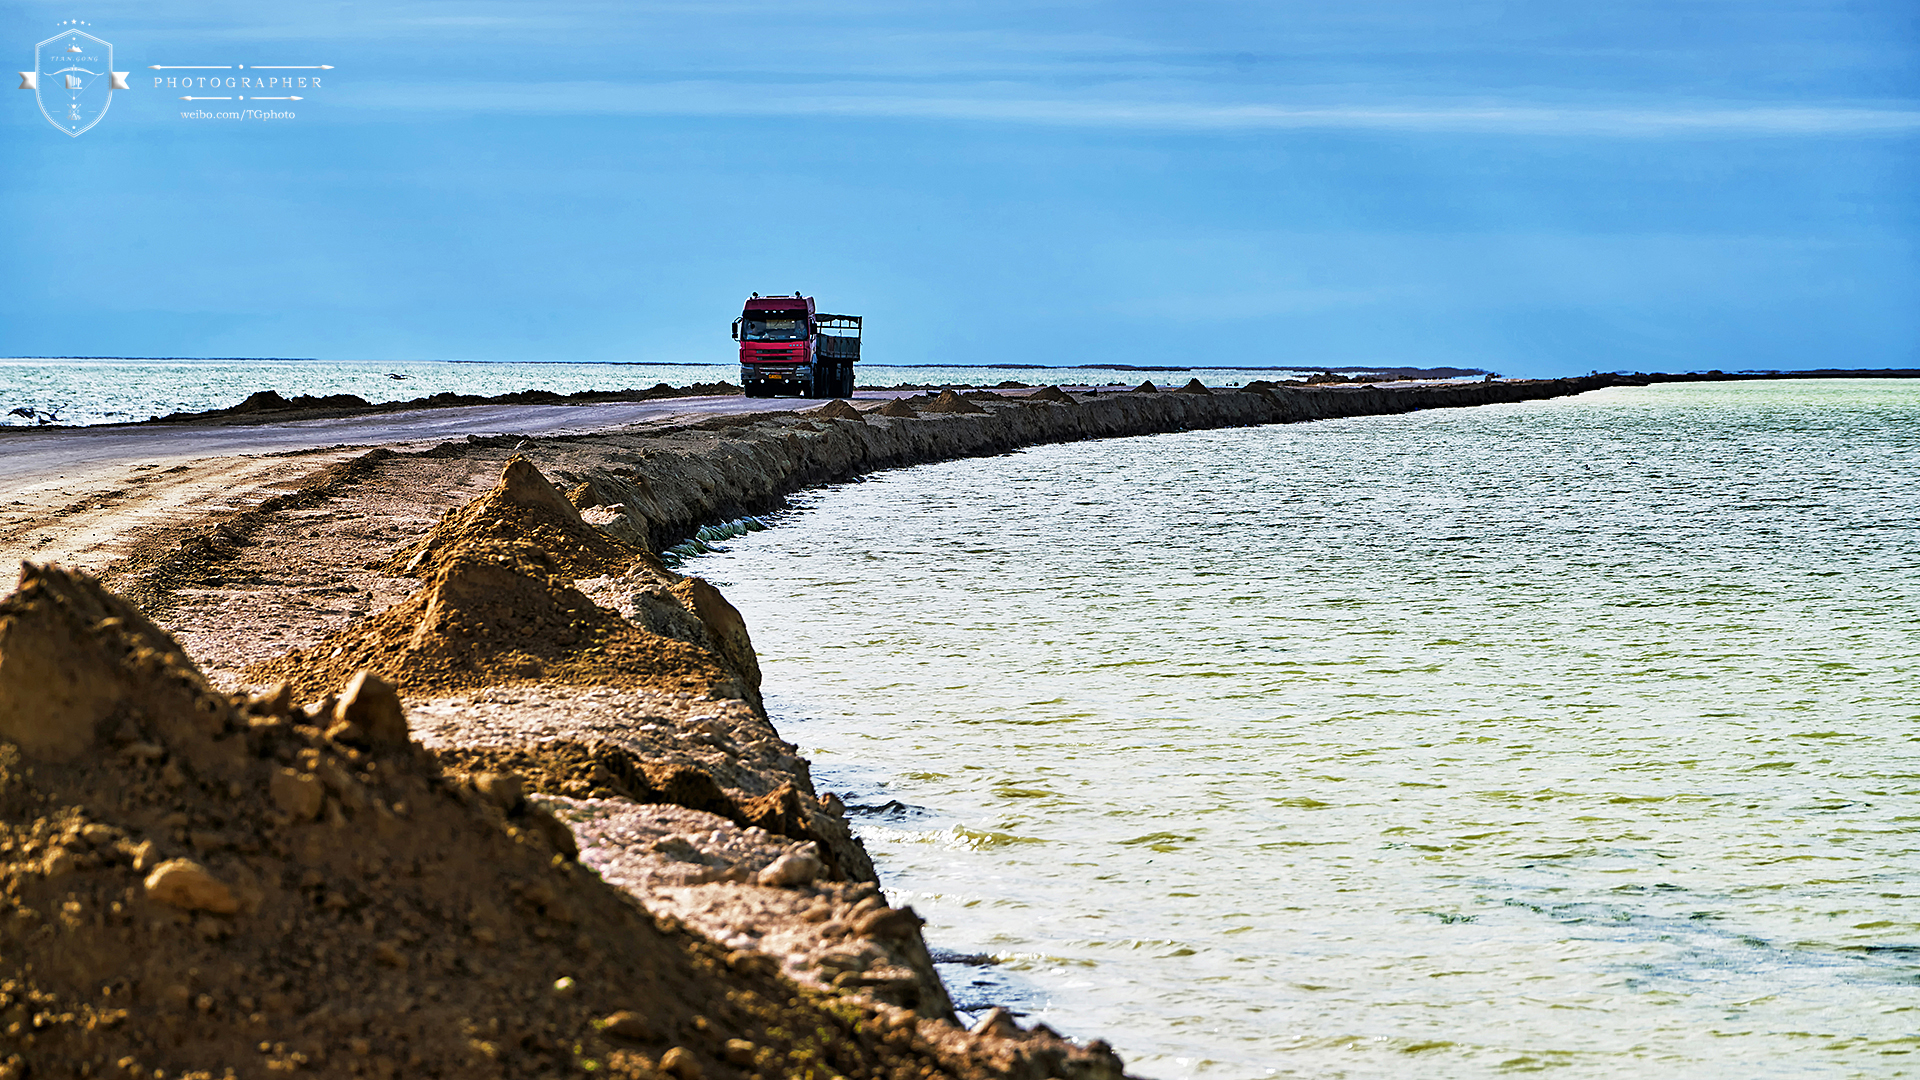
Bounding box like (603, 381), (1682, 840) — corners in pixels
(0, 379), (1605, 1079)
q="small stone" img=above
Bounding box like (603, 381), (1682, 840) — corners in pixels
(722, 1039), (755, 1066)
(660, 1046), (701, 1080)
(755, 849), (822, 888)
(600, 1010), (653, 1041)
(970, 1007), (1019, 1038)
(332, 671), (409, 751)
(854, 904), (924, 942)
(473, 772), (523, 808)
(526, 805), (578, 860)
(815, 950), (869, 974)
(551, 976), (576, 996)
(373, 941), (408, 968)
(143, 858), (240, 915)
(270, 768), (324, 821)
(725, 950), (777, 977)
(80, 823), (119, 846)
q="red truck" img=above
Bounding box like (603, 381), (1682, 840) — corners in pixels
(732, 293), (862, 398)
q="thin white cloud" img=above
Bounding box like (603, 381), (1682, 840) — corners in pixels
(357, 80), (1920, 136)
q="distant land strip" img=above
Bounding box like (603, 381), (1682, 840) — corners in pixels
(3, 367), (1913, 432)
(1611, 368), (1920, 384)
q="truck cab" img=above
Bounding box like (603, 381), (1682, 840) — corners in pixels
(733, 293), (861, 398)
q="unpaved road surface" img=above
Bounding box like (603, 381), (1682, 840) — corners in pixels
(0, 393), (846, 578)
(0, 393), (843, 484)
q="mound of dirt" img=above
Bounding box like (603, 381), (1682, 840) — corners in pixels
(1172, 379), (1211, 395)
(805, 400), (865, 423)
(0, 568), (766, 1076)
(876, 400), (919, 419)
(1025, 386), (1075, 405)
(383, 457), (660, 583)
(247, 543), (742, 702)
(0, 564), (1129, 1080)
(919, 391), (984, 415)
(1128, 380), (1157, 394)
(234, 390), (295, 412)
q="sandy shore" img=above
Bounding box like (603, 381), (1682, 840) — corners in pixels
(0, 378), (1608, 1078)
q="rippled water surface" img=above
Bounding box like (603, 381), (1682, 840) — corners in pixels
(685, 381), (1920, 1079)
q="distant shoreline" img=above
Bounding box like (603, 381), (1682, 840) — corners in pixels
(3, 367), (1915, 434)
(6, 355), (1917, 381)
(1609, 368), (1920, 383)
(1, 356), (1487, 377)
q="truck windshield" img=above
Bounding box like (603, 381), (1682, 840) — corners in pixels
(743, 313), (809, 342)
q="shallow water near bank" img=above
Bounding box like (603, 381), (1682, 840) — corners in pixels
(684, 380), (1920, 1079)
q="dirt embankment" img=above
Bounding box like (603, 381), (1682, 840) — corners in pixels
(0, 454), (1131, 1078)
(551, 377), (1611, 554)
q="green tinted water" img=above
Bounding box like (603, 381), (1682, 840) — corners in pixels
(686, 381), (1920, 1078)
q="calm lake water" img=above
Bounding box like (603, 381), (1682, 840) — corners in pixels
(684, 381), (1920, 1079)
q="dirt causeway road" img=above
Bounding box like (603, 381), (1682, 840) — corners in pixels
(0, 392), (861, 580)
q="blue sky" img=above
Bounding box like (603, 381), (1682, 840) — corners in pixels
(3, 1), (1915, 376)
